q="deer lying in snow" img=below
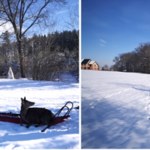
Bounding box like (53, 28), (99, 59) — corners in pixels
(20, 97), (54, 129)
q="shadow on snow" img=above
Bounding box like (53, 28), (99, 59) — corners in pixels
(82, 98), (150, 148)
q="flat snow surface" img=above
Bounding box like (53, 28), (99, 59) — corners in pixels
(0, 79), (79, 149)
(82, 70), (150, 148)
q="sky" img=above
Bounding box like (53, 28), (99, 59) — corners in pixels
(82, 0), (150, 67)
(43, 0), (79, 33)
(0, 0), (79, 35)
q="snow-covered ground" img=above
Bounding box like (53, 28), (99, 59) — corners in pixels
(0, 79), (79, 149)
(82, 70), (150, 148)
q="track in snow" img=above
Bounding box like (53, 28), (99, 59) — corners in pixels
(82, 70), (150, 148)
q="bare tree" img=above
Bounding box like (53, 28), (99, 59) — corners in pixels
(0, 0), (65, 77)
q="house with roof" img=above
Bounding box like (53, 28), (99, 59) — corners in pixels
(81, 59), (100, 71)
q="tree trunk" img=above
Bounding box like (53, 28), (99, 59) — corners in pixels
(17, 40), (25, 78)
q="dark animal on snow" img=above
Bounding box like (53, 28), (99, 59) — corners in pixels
(20, 97), (54, 129)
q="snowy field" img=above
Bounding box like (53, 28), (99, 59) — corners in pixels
(0, 79), (79, 149)
(82, 70), (150, 148)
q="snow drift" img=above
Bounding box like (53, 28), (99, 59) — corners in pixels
(82, 70), (150, 148)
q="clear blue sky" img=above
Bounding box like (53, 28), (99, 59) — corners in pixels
(82, 0), (150, 67)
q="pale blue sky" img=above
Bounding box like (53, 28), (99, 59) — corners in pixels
(82, 0), (150, 67)
(35, 0), (79, 34)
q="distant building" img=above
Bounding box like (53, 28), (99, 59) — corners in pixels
(81, 59), (91, 70)
(81, 59), (100, 70)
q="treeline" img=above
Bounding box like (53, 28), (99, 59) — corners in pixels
(112, 43), (150, 73)
(0, 30), (79, 81)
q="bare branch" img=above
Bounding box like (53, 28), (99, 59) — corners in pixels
(0, 0), (12, 22)
(14, 0), (20, 19)
(7, 0), (14, 21)
(22, 0), (52, 35)
(23, 0), (34, 16)
(0, 20), (8, 26)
